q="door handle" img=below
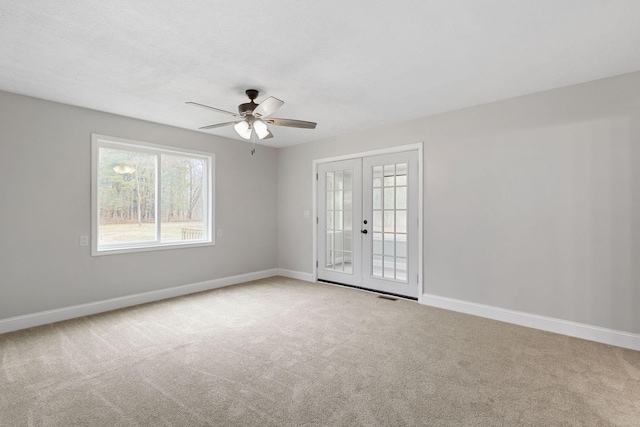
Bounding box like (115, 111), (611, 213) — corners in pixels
(361, 229), (368, 234)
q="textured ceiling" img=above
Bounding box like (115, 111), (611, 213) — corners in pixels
(1, 1), (639, 148)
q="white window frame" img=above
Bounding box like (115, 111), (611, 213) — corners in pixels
(91, 134), (215, 256)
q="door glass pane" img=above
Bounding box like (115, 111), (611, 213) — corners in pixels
(396, 163), (407, 186)
(373, 232), (383, 255)
(335, 191), (343, 210)
(335, 171), (343, 190)
(384, 164), (395, 187)
(326, 172), (334, 190)
(384, 188), (395, 209)
(396, 234), (407, 257)
(335, 251), (344, 271)
(396, 186), (407, 209)
(373, 166), (383, 188)
(335, 231), (343, 250)
(344, 170), (352, 190)
(344, 231), (352, 251)
(326, 213), (334, 229)
(373, 188), (382, 210)
(384, 211), (395, 232)
(326, 231), (334, 250)
(396, 210), (407, 234)
(344, 210), (352, 230)
(335, 211), (343, 230)
(344, 190), (352, 210)
(384, 256), (395, 278)
(372, 255), (383, 277)
(384, 234), (395, 256)
(373, 211), (383, 232)
(326, 250), (333, 268)
(343, 251), (353, 273)
(326, 191), (334, 210)
(396, 258), (407, 281)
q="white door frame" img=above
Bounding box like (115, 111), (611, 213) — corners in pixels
(312, 143), (424, 301)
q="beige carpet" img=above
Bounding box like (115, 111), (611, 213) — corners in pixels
(1, 277), (639, 426)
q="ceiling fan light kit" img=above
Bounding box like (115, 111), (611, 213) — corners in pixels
(253, 120), (270, 139)
(187, 89), (317, 144)
(233, 120), (251, 139)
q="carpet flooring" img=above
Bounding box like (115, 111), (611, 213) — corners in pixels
(1, 277), (639, 426)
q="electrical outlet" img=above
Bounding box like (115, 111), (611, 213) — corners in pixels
(216, 229), (223, 237)
(80, 235), (89, 246)
(303, 210), (310, 218)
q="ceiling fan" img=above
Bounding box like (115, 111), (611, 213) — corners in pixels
(187, 89), (317, 141)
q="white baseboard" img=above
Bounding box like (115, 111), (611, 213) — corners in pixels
(277, 269), (315, 282)
(421, 293), (640, 351)
(0, 269), (279, 335)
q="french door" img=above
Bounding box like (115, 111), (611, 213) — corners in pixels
(317, 150), (419, 298)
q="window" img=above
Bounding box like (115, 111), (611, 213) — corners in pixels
(91, 134), (214, 255)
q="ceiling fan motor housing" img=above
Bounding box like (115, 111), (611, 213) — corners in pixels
(238, 102), (256, 116)
(238, 89), (260, 115)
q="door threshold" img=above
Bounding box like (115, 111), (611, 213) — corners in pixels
(317, 279), (418, 301)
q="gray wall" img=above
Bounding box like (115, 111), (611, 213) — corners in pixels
(277, 72), (640, 334)
(2, 72), (639, 335)
(0, 91), (278, 319)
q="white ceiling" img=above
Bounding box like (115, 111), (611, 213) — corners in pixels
(1, 1), (639, 148)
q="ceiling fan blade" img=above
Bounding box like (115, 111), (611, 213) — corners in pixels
(199, 121), (239, 130)
(252, 96), (284, 118)
(186, 102), (240, 117)
(266, 118), (317, 129)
